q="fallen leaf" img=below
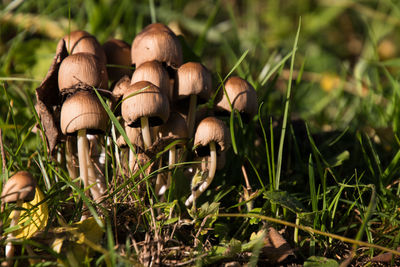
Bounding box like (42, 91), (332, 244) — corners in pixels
(35, 38), (68, 156)
(13, 187), (48, 239)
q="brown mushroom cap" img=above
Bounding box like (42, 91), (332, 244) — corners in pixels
(103, 39), (132, 81)
(160, 112), (188, 142)
(194, 116), (231, 157)
(1, 171), (36, 203)
(216, 76), (258, 121)
(63, 30), (107, 64)
(60, 90), (108, 135)
(58, 52), (108, 91)
(131, 61), (171, 100)
(131, 23), (183, 69)
(175, 62), (212, 101)
(121, 81), (170, 127)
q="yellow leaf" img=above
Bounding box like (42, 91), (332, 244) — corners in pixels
(12, 187), (48, 239)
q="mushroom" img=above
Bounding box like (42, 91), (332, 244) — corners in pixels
(131, 23), (183, 69)
(215, 76), (258, 122)
(103, 39), (132, 82)
(58, 52), (108, 91)
(175, 62), (212, 138)
(1, 171), (36, 267)
(60, 90), (108, 203)
(121, 81), (169, 150)
(131, 61), (171, 101)
(185, 117), (230, 207)
(63, 30), (107, 64)
(156, 112), (188, 195)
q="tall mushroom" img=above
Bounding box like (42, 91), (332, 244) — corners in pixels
(175, 62), (212, 138)
(156, 112), (188, 195)
(60, 90), (108, 203)
(121, 81), (170, 150)
(185, 117), (230, 207)
(1, 171), (36, 267)
(215, 76), (258, 193)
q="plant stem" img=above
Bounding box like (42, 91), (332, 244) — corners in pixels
(185, 141), (217, 206)
(141, 117), (152, 149)
(187, 94), (197, 138)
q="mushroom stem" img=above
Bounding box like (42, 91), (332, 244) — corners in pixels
(128, 148), (136, 171)
(87, 157), (104, 203)
(111, 125), (121, 169)
(141, 117), (152, 149)
(4, 199), (23, 267)
(185, 141), (217, 206)
(77, 129), (90, 196)
(187, 94), (197, 138)
(156, 146), (176, 195)
(65, 136), (78, 181)
(167, 146), (177, 190)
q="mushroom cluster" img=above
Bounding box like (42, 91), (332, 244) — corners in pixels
(35, 22), (258, 211)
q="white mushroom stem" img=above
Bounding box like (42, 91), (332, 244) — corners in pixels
(87, 157), (105, 203)
(128, 148), (136, 171)
(86, 135), (106, 202)
(157, 146), (177, 195)
(111, 125), (121, 168)
(4, 199), (23, 267)
(185, 141), (217, 206)
(187, 94), (197, 138)
(141, 117), (152, 149)
(77, 129), (90, 197)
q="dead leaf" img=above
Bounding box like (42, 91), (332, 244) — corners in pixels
(12, 187), (48, 239)
(261, 227), (295, 264)
(35, 38), (68, 156)
(370, 247), (400, 263)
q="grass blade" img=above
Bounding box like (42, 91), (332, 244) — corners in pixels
(275, 18), (301, 190)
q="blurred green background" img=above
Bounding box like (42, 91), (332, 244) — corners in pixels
(2, 0), (400, 133)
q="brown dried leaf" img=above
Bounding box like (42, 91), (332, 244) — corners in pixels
(35, 38), (68, 156)
(262, 227), (295, 264)
(370, 247), (400, 263)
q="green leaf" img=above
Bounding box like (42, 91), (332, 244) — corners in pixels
(263, 190), (305, 213)
(303, 256), (339, 267)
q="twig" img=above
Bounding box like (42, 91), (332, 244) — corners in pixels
(194, 215), (212, 247)
(241, 164), (252, 192)
(0, 129), (6, 178)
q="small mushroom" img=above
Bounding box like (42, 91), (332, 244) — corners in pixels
(103, 39), (132, 82)
(131, 61), (171, 101)
(60, 90), (108, 203)
(63, 30), (107, 64)
(131, 23), (183, 69)
(185, 117), (230, 206)
(58, 52), (108, 91)
(156, 112), (188, 195)
(121, 81), (170, 150)
(215, 76), (258, 122)
(1, 171), (36, 267)
(175, 62), (212, 138)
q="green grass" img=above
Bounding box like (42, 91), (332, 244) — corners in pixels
(1, 0), (400, 266)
